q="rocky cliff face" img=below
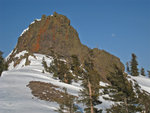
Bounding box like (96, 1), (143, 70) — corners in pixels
(8, 12), (124, 82)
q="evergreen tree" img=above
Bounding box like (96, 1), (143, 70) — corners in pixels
(140, 67), (145, 76)
(71, 55), (82, 82)
(49, 58), (73, 84)
(42, 57), (48, 71)
(58, 88), (78, 113)
(0, 51), (3, 76)
(79, 59), (101, 113)
(0, 51), (7, 76)
(126, 62), (130, 74)
(130, 53), (139, 76)
(106, 65), (140, 113)
(138, 91), (150, 113)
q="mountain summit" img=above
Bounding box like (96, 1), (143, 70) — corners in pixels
(7, 12), (124, 82)
(1, 12), (150, 113)
(17, 12), (81, 55)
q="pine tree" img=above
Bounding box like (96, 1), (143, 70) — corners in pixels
(42, 57), (48, 71)
(126, 62), (130, 74)
(49, 58), (73, 84)
(130, 53), (139, 76)
(0, 51), (7, 76)
(58, 88), (77, 113)
(0, 51), (3, 76)
(79, 59), (101, 113)
(106, 65), (140, 113)
(140, 67), (145, 76)
(71, 55), (82, 82)
(138, 91), (150, 113)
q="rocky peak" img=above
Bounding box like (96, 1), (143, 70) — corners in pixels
(8, 12), (124, 83)
(16, 12), (81, 56)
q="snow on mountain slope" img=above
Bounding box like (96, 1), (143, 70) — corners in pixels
(131, 75), (150, 93)
(0, 54), (82, 113)
(20, 27), (29, 36)
(1, 51), (150, 113)
(14, 50), (28, 58)
(0, 51), (116, 113)
(0, 69), (58, 113)
(7, 52), (53, 71)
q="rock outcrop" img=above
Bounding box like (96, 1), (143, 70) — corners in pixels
(8, 12), (124, 82)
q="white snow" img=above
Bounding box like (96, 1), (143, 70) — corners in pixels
(1, 51), (150, 113)
(5, 50), (13, 61)
(8, 51), (53, 71)
(29, 53), (53, 67)
(0, 53), (82, 113)
(0, 69), (59, 113)
(131, 75), (150, 93)
(31, 21), (35, 25)
(37, 19), (41, 21)
(20, 28), (29, 36)
(14, 50), (28, 58)
(96, 95), (115, 112)
(30, 19), (41, 25)
(0, 62), (81, 113)
(15, 59), (26, 70)
(100, 81), (109, 87)
(20, 18), (41, 36)
(8, 61), (15, 71)
(5, 49), (17, 61)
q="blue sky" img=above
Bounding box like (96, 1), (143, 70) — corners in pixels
(0, 0), (150, 74)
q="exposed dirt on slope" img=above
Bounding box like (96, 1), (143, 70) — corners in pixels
(27, 81), (76, 104)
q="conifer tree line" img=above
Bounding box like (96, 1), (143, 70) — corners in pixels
(126, 53), (150, 77)
(1, 49), (149, 112)
(42, 55), (102, 113)
(0, 51), (8, 76)
(41, 52), (150, 113)
(105, 65), (150, 113)
(106, 66), (140, 112)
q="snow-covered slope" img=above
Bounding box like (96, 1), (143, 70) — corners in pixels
(0, 53), (82, 113)
(131, 75), (150, 93)
(0, 51), (150, 113)
(0, 69), (58, 113)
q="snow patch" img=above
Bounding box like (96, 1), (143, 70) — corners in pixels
(0, 63), (82, 112)
(20, 27), (29, 36)
(8, 61), (14, 70)
(96, 95), (115, 112)
(5, 49), (17, 61)
(30, 19), (41, 25)
(15, 50), (28, 58)
(5, 50), (13, 61)
(131, 75), (150, 93)
(0, 69), (59, 113)
(8, 52), (54, 71)
(36, 19), (41, 21)
(15, 59), (26, 70)
(100, 81), (109, 87)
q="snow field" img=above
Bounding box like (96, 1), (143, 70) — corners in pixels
(1, 51), (150, 113)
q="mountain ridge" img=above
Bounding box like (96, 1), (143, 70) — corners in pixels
(1, 12), (150, 113)
(7, 12), (124, 83)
